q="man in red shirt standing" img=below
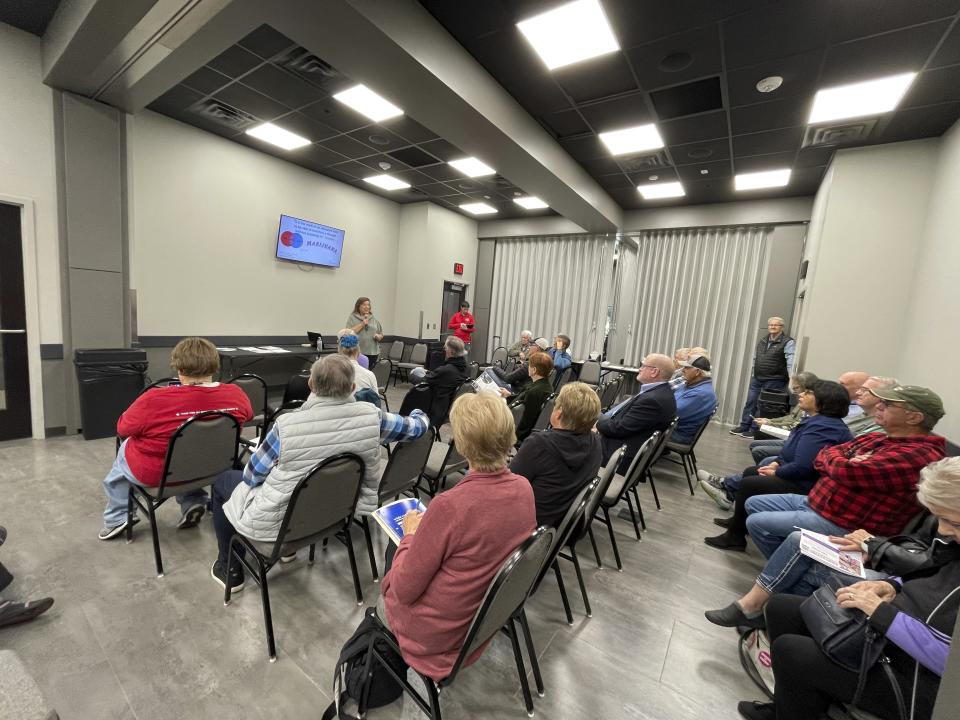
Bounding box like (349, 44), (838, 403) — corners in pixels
(98, 337), (253, 540)
(447, 301), (475, 357)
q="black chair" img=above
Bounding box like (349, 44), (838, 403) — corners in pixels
(578, 360), (601, 388)
(643, 417), (679, 510)
(552, 366), (574, 391)
(530, 394), (556, 434)
(359, 430), (435, 580)
(591, 433), (660, 571)
(393, 343), (428, 386)
(598, 377), (621, 411)
(417, 435), (469, 496)
(372, 359), (392, 411)
(398, 383), (434, 420)
(126, 411), (241, 577)
(659, 404), (719, 494)
(467, 361), (481, 381)
(281, 371), (311, 407)
(141, 377), (179, 393)
(509, 402), (526, 431)
(360, 527), (556, 719)
(229, 373), (270, 436)
(486, 346), (508, 369)
(224, 453), (366, 661)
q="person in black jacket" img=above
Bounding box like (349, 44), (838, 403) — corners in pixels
(596, 353), (676, 474)
(510, 382), (603, 527)
(501, 351), (554, 443)
(731, 317), (795, 436)
(0, 526), (55, 628)
(416, 336), (467, 425)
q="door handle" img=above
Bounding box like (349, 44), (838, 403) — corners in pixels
(0, 329), (26, 334)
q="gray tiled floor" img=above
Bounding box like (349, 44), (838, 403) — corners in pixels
(0, 385), (771, 719)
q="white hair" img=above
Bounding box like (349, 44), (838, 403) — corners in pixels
(521, 330), (533, 339)
(917, 458), (960, 514)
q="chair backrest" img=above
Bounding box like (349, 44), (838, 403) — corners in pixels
(272, 453), (365, 557)
(677, 404), (719, 449)
(141, 377), (179, 394)
(572, 446), (626, 543)
(599, 377), (621, 410)
(398, 383), (433, 418)
(490, 346), (507, 368)
(533, 478), (599, 591)
(509, 402), (525, 430)
(230, 374), (269, 420)
(160, 411), (241, 492)
(579, 360), (601, 386)
(410, 343), (428, 365)
(388, 341), (404, 362)
(614, 431), (660, 497)
(531, 394), (556, 432)
(372, 359), (392, 391)
(453, 380), (476, 401)
(378, 429), (436, 500)
(262, 402), (301, 438)
(553, 366), (574, 391)
(282, 371), (311, 407)
(467, 361), (481, 380)
(444, 526), (555, 683)
(650, 417), (679, 462)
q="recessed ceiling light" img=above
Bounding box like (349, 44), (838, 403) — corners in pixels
(363, 174), (411, 191)
(637, 181), (685, 200)
(808, 72), (916, 124)
(460, 202), (497, 215)
(333, 84), (404, 122)
(514, 196), (549, 210)
(245, 123), (311, 150)
(517, 0), (619, 71)
(648, 175), (659, 181)
(449, 157), (496, 177)
(735, 168), (791, 191)
(599, 124), (664, 156)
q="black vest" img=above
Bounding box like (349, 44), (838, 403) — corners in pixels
(753, 333), (792, 381)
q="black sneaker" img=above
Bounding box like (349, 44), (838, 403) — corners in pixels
(0, 598), (55, 628)
(728, 427), (748, 435)
(177, 504), (205, 529)
(737, 701), (776, 720)
(704, 531), (747, 551)
(705, 602), (765, 629)
(713, 517), (733, 528)
(210, 561), (244, 593)
(98, 516), (140, 541)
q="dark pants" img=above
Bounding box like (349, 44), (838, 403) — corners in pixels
(766, 594), (901, 720)
(728, 471), (807, 539)
(365, 354), (379, 369)
(737, 378), (788, 431)
(212, 470), (246, 566)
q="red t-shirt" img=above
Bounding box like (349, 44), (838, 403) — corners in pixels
(118, 384), (253, 486)
(448, 311), (475, 343)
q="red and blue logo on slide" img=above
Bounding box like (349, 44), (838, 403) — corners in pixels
(280, 230), (304, 248)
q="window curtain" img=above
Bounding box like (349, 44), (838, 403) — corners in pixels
(487, 234), (615, 360)
(616, 226), (773, 426)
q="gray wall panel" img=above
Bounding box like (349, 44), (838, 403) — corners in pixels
(472, 239), (496, 363)
(68, 268), (124, 348)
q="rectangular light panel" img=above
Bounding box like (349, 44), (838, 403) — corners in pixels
(517, 0), (619, 71)
(245, 123), (311, 150)
(333, 84), (404, 122)
(599, 124), (664, 156)
(513, 196), (549, 209)
(363, 175), (411, 191)
(735, 169), (792, 191)
(809, 72), (916, 124)
(637, 181), (685, 200)
(449, 157), (496, 177)
(460, 202), (497, 215)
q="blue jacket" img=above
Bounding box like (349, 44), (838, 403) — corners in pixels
(775, 414), (853, 487)
(548, 347), (572, 373)
(673, 380), (717, 443)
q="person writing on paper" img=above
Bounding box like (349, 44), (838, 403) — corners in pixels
(733, 457), (960, 720)
(347, 297), (384, 367)
(500, 351), (554, 443)
(379, 392), (536, 680)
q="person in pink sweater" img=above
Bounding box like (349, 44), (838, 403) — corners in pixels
(381, 392), (537, 680)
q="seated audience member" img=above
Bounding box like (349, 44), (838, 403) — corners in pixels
(845, 374), (898, 436)
(733, 457), (960, 720)
(413, 336), (468, 425)
(705, 457), (960, 630)
(494, 337), (550, 388)
(379, 392), (536, 680)
(337, 328), (368, 369)
(507, 330), (534, 360)
(208, 354), (429, 590)
(671, 354), (717, 444)
(837, 370), (869, 418)
(510, 381), (603, 527)
(668, 347), (690, 389)
(338, 330), (378, 394)
(548, 334), (573, 373)
(743, 385), (947, 559)
(99, 337), (253, 540)
(699, 380), (853, 551)
(501, 351), (554, 443)
(748, 371), (819, 462)
(597, 353), (676, 473)
(0, 526), (54, 628)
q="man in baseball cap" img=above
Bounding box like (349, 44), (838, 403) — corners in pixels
(869, 385), (945, 430)
(673, 353), (717, 444)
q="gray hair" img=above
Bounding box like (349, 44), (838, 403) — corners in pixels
(310, 354), (355, 398)
(521, 330), (533, 340)
(791, 371), (819, 393)
(768, 316), (785, 326)
(916, 458), (960, 514)
(869, 375), (899, 391)
(445, 336), (466, 357)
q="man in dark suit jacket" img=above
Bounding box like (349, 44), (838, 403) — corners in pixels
(597, 353), (677, 474)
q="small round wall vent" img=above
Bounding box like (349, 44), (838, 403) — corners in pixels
(658, 51), (694, 73)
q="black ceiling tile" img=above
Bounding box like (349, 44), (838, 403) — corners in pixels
(730, 95), (809, 135)
(153, 107), (241, 142)
(390, 169), (435, 186)
(595, 173), (633, 190)
(880, 101), (960, 142)
(577, 93), (653, 132)
(300, 97), (367, 133)
(931, 21), (960, 68)
(387, 145), (443, 168)
(321, 167), (360, 184)
(820, 21), (952, 88)
(580, 156), (625, 176)
(297, 143), (349, 168)
(539, 109), (591, 138)
(721, 0), (834, 69)
(207, 45), (263, 78)
(241, 64), (323, 109)
(275, 50), (355, 95)
(327, 160), (371, 179)
(659, 110), (728, 145)
(346, 126), (408, 153)
(795, 146), (835, 168)
(320, 134), (377, 160)
(675, 160), (732, 182)
(420, 0), (515, 39)
(418, 138), (463, 162)
(682, 177), (732, 204)
(829, 0), (960, 43)
(629, 166), (680, 184)
(726, 48), (824, 107)
(733, 127), (803, 156)
(606, 185), (642, 208)
(650, 76), (723, 119)
(902, 65), (960, 108)
(553, 53), (638, 104)
(626, 25), (723, 91)
(559, 135), (610, 161)
(379, 116), (438, 144)
(421, 164), (466, 182)
(238, 24), (295, 59)
(733, 151), (796, 173)
(182, 66), (231, 96)
(417, 182), (461, 198)
(357, 153), (411, 174)
(269, 111), (339, 142)
(669, 137), (731, 165)
(213, 83), (289, 122)
(147, 84), (205, 116)
(604, 0), (721, 48)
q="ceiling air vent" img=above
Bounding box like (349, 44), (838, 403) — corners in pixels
(617, 150), (670, 172)
(189, 99), (256, 130)
(277, 47), (348, 92)
(803, 119), (878, 148)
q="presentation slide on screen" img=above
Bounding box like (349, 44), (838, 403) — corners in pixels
(276, 214), (345, 268)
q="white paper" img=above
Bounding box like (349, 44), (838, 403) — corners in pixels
(799, 528), (866, 578)
(258, 346), (291, 353)
(758, 424), (790, 440)
(216, 347), (237, 351)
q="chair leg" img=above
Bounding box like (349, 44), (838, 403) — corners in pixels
(602, 507), (622, 571)
(343, 526), (364, 606)
(125, 488), (136, 544)
(570, 546), (591, 618)
(308, 543), (316, 565)
(647, 470), (661, 510)
(587, 526), (602, 569)
(145, 500), (164, 578)
(624, 492), (642, 540)
(224, 538), (237, 607)
(682, 454), (695, 495)
(630, 485), (647, 531)
(361, 517), (379, 582)
(255, 554), (277, 662)
(553, 561), (573, 625)
(518, 609), (544, 697)
(507, 617), (535, 717)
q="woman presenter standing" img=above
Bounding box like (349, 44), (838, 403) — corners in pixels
(347, 296), (384, 367)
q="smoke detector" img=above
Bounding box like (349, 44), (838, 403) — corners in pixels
(378, 161), (392, 170)
(756, 76), (783, 94)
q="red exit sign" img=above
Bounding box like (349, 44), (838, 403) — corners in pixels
(453, 263), (464, 275)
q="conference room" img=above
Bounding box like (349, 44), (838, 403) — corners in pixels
(1, 1), (959, 718)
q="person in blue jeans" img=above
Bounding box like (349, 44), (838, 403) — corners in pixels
(730, 317), (794, 437)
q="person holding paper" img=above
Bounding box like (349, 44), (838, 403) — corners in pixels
(346, 296), (384, 367)
(747, 371), (819, 462)
(500, 351), (554, 443)
(447, 301), (475, 352)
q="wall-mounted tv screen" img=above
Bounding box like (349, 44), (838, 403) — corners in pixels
(275, 214), (345, 268)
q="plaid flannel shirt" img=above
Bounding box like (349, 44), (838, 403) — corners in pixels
(808, 432), (946, 536)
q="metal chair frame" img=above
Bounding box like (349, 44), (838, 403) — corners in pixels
(658, 405), (719, 494)
(372, 359), (393, 411)
(642, 417), (679, 510)
(229, 373), (271, 436)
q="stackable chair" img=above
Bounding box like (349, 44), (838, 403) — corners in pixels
(229, 373), (271, 439)
(552, 366), (574, 391)
(467, 361), (481, 380)
(598, 377), (622, 411)
(509, 402), (526, 431)
(141, 376), (179, 393)
(578, 360), (602, 388)
(659, 404), (719, 494)
(530, 394), (556, 434)
(418, 435), (469, 496)
(360, 527), (556, 719)
(372, 359), (392, 411)
(643, 417), (679, 510)
(484, 346), (508, 370)
(281, 371), (310, 407)
(393, 343), (428, 386)
(224, 453), (366, 661)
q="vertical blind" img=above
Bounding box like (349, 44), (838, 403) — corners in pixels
(487, 234), (615, 359)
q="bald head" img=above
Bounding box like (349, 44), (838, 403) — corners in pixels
(838, 371), (870, 401)
(638, 353), (676, 384)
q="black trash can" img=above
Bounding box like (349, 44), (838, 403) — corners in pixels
(74, 349), (149, 440)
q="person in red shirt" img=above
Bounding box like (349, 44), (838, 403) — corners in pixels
(447, 301), (475, 352)
(98, 337), (253, 540)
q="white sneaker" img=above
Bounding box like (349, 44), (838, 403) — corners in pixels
(699, 478), (733, 511)
(696, 469), (726, 490)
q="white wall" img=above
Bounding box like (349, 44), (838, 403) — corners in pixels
(899, 120), (960, 440)
(0, 24), (61, 343)
(127, 111), (403, 336)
